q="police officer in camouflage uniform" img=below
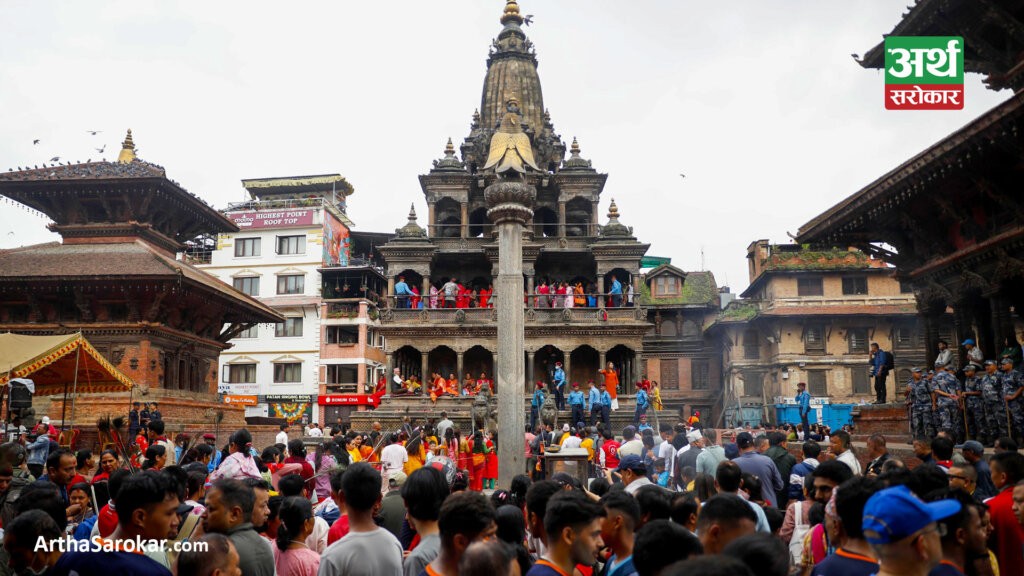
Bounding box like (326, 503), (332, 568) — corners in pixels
(981, 359), (1006, 445)
(1001, 357), (1024, 441)
(905, 366), (933, 439)
(962, 363), (986, 442)
(932, 361), (964, 443)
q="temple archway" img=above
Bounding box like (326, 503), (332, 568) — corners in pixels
(393, 346), (422, 392)
(570, 345), (599, 385)
(428, 345), (458, 381)
(533, 345), (564, 385)
(436, 198), (461, 238)
(468, 207), (490, 238)
(465, 346), (494, 392)
(565, 197), (593, 237)
(607, 344), (637, 395)
(533, 207), (558, 238)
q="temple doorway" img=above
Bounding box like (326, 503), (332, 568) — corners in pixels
(570, 345), (599, 385)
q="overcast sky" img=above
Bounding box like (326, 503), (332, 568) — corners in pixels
(0, 1), (1008, 294)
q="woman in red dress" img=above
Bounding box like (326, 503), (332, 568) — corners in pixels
(469, 431), (490, 491)
(483, 431), (498, 490)
(456, 285), (470, 308)
(409, 286), (421, 309)
(479, 285), (492, 308)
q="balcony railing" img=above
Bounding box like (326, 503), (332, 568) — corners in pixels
(379, 304), (647, 325)
(323, 299), (380, 321)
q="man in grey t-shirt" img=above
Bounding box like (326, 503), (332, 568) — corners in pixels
(319, 463), (403, 576)
(401, 467), (450, 576)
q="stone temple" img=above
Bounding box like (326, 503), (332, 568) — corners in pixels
(354, 1), (659, 431)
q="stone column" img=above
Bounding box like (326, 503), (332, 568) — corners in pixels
(526, 275), (535, 308)
(385, 352), (394, 393)
(386, 277), (395, 309)
(527, 351), (535, 389)
(598, 350), (607, 376)
(564, 355), (572, 387)
(460, 202), (469, 239)
(457, 351), (465, 382)
(422, 277), (431, 307)
(596, 274), (606, 309)
(485, 176), (536, 488)
(558, 201), (567, 238)
(632, 276), (642, 307)
(591, 201), (599, 236)
(421, 354), (429, 382)
(634, 351), (644, 383)
(428, 202), (436, 238)
(991, 292), (1013, 352)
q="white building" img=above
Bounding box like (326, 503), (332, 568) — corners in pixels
(194, 174), (354, 425)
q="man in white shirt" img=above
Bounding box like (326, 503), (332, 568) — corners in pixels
(657, 423), (676, 479)
(309, 424), (324, 438)
(380, 433), (408, 478)
(436, 412), (454, 442)
(617, 426), (644, 458)
(275, 424), (289, 446)
(561, 429), (582, 450)
(830, 430), (861, 476)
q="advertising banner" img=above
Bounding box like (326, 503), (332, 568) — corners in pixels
(318, 394), (380, 406)
(228, 209), (314, 229)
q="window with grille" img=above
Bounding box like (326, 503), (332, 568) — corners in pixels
(848, 327), (869, 354)
(227, 364), (256, 383)
(233, 276), (260, 296)
(692, 360), (710, 390)
(275, 317), (303, 337)
(236, 325), (258, 339)
(842, 276), (868, 295)
(805, 325), (826, 354)
(277, 274), (305, 294)
(743, 330), (760, 359)
(743, 372), (764, 397)
(808, 371), (827, 396)
(660, 361), (678, 390)
(235, 238), (260, 257)
(797, 277), (823, 296)
(274, 363), (302, 383)
(276, 235), (305, 255)
(894, 325), (916, 350)
(851, 366), (870, 395)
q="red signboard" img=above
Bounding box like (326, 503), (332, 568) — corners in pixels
(229, 209), (314, 229)
(318, 394), (380, 406)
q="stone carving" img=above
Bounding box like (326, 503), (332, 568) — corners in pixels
(558, 237), (568, 248)
(526, 308), (536, 321)
(561, 308), (572, 323)
(111, 347), (126, 366)
(455, 309), (467, 324)
(540, 394), (558, 430)
(471, 392), (494, 432)
(635, 307), (649, 321)
(381, 309), (394, 322)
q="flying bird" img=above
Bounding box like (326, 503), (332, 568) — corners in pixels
(32, 139), (40, 145)
(49, 157), (60, 162)
(95, 145), (106, 153)
(524, 14), (534, 25)
(86, 130), (102, 136)
(679, 173), (686, 178)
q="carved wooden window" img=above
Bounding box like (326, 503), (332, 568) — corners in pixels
(235, 238), (260, 258)
(274, 363), (302, 383)
(692, 360), (710, 391)
(848, 328), (869, 354)
(842, 276), (868, 295)
(277, 274), (305, 295)
(227, 364), (256, 384)
(894, 325), (916, 350)
(851, 366), (871, 395)
(682, 319), (700, 339)
(276, 235), (305, 255)
(805, 325), (826, 354)
(797, 277), (823, 296)
(808, 370), (827, 396)
(661, 318), (678, 337)
(743, 330), (759, 359)
(275, 317), (303, 337)
(233, 276), (260, 297)
(660, 361), (679, 390)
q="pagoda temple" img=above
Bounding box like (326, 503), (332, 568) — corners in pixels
(797, 0), (1024, 368)
(0, 130), (282, 430)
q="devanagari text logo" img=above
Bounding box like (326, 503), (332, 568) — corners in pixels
(884, 36), (963, 110)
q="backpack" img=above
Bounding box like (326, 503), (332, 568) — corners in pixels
(884, 351), (895, 372)
(789, 500), (810, 567)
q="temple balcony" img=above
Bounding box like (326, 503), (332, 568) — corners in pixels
(379, 303), (647, 326)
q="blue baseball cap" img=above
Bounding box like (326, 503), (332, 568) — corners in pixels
(862, 485), (961, 544)
(962, 339), (975, 346)
(616, 454), (646, 473)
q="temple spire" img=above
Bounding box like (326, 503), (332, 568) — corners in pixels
(570, 137), (580, 156)
(117, 129), (136, 164)
(501, 0), (524, 26)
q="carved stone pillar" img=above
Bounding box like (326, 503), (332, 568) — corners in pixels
(597, 274), (606, 309)
(422, 277), (431, 307)
(632, 276), (642, 306)
(421, 354), (429, 383)
(386, 277), (395, 309)
(485, 175), (536, 487)
(527, 351), (535, 390)
(598, 350), (607, 376)
(558, 201), (566, 238)
(591, 201), (599, 236)
(634, 351), (644, 383)
(526, 275), (535, 308)
(563, 355), (572, 387)
(428, 202), (436, 238)
(457, 351), (465, 382)
(460, 202), (469, 239)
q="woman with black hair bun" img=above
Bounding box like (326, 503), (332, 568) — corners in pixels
(208, 428), (261, 481)
(274, 496), (320, 576)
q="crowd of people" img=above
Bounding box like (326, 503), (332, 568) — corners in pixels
(390, 274), (633, 310)
(7, 398), (1024, 576)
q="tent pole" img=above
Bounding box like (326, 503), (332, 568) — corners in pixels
(69, 344), (81, 430)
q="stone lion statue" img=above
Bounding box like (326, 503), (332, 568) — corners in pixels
(540, 394), (558, 430)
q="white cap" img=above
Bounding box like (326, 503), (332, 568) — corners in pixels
(562, 423), (570, 432)
(686, 430), (703, 443)
(41, 416), (50, 425)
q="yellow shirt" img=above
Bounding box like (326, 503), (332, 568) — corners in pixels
(348, 448), (362, 463)
(580, 438), (595, 461)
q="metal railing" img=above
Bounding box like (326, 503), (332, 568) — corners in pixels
(383, 293), (638, 309)
(379, 301), (644, 324)
(226, 196), (345, 213)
